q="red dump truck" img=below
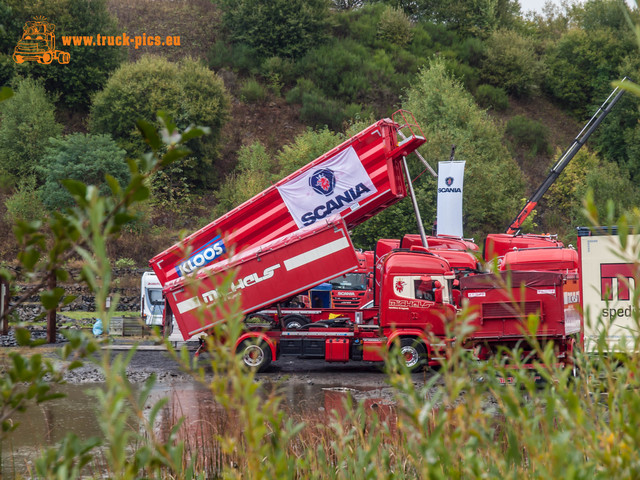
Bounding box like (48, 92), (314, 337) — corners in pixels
(150, 110), (425, 285)
(157, 112), (580, 371)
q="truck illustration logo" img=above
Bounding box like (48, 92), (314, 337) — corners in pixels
(13, 16), (70, 65)
(600, 263), (636, 301)
(310, 168), (336, 196)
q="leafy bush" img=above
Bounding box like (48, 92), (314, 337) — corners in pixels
(543, 28), (632, 116)
(208, 40), (261, 76)
(90, 56), (231, 190)
(299, 91), (350, 130)
(214, 143), (274, 217)
(4, 176), (44, 223)
(298, 39), (370, 103)
(37, 133), (129, 210)
(219, 0), (331, 59)
(114, 257), (136, 268)
(378, 6), (413, 47)
(444, 59), (481, 93)
(275, 127), (345, 177)
(0, 77), (62, 185)
(546, 146), (639, 229)
(239, 78), (267, 103)
(1, 0), (124, 109)
(475, 84), (509, 110)
(261, 56), (296, 92)
(481, 29), (543, 97)
(506, 115), (550, 156)
(285, 78), (319, 105)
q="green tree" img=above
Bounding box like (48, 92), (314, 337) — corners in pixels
(396, 59), (524, 241)
(394, 0), (522, 36)
(546, 147), (638, 229)
(37, 133), (129, 210)
(219, 0), (331, 59)
(4, 176), (45, 223)
(275, 127), (345, 176)
(482, 28), (544, 97)
(0, 0), (124, 110)
(0, 77), (62, 185)
(543, 27), (633, 116)
(214, 142), (275, 217)
(378, 6), (413, 47)
(90, 56), (231, 190)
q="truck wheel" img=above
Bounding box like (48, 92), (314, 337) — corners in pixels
(238, 339), (272, 372)
(38, 52), (53, 64)
(14, 55), (24, 64)
(398, 338), (427, 371)
(282, 314), (310, 330)
(58, 52), (70, 64)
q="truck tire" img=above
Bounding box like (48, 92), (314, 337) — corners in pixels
(238, 339), (272, 372)
(39, 52), (53, 64)
(397, 338), (427, 372)
(282, 314), (310, 330)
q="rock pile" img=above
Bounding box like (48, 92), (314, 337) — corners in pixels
(0, 326), (68, 346)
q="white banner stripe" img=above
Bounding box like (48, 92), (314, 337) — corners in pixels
(284, 237), (350, 271)
(177, 296), (201, 314)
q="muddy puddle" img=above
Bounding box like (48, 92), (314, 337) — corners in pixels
(1, 375), (399, 477)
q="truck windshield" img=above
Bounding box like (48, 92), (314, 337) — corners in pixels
(147, 288), (164, 306)
(329, 273), (367, 291)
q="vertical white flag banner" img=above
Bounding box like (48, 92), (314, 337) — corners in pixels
(436, 161), (466, 237)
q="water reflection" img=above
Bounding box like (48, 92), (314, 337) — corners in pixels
(3, 378), (396, 477)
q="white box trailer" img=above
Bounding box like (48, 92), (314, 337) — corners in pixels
(577, 227), (640, 352)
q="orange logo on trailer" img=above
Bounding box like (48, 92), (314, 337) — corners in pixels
(13, 16), (70, 65)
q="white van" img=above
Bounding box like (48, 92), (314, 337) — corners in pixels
(141, 271), (199, 344)
(141, 271), (164, 326)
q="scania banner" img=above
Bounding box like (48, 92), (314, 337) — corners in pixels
(277, 146), (378, 228)
(436, 161), (465, 237)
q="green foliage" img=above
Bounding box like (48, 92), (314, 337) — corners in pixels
(482, 28), (543, 97)
(5, 176), (45, 223)
(300, 91), (353, 130)
(399, 59), (525, 241)
(0, 77), (62, 185)
(543, 27), (633, 116)
(547, 147), (638, 229)
(275, 127), (345, 176)
(298, 39), (371, 103)
(114, 257), (136, 268)
(261, 56), (297, 90)
(410, 0), (522, 36)
(208, 40), (261, 76)
(506, 115), (550, 155)
(219, 0), (331, 59)
(378, 6), (413, 47)
(475, 83), (509, 110)
(214, 142), (275, 216)
(239, 77), (267, 103)
(90, 56), (231, 190)
(1, 0), (124, 109)
(37, 133), (129, 211)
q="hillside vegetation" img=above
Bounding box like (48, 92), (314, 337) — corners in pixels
(1, 0), (639, 265)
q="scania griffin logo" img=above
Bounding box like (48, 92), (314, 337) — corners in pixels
(445, 177), (454, 186)
(310, 168), (336, 196)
